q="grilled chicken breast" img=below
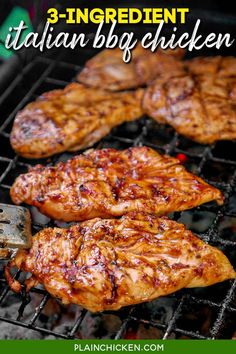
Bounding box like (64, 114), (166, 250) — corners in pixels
(5, 213), (235, 312)
(10, 147), (223, 222)
(143, 56), (236, 144)
(77, 45), (184, 91)
(10, 83), (144, 159)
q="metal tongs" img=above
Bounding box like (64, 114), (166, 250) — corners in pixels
(0, 204), (32, 259)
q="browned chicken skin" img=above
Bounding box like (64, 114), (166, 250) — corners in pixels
(10, 83), (144, 158)
(5, 213), (235, 312)
(10, 147), (223, 222)
(143, 56), (236, 144)
(78, 45), (184, 91)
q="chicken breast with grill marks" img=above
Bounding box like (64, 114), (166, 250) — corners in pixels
(77, 45), (184, 91)
(10, 147), (223, 222)
(5, 213), (235, 312)
(10, 83), (144, 159)
(143, 56), (236, 144)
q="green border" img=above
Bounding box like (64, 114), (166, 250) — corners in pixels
(0, 339), (236, 354)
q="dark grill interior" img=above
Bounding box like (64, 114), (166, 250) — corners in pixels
(0, 5), (236, 338)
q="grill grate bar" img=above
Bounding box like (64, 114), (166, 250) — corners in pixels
(0, 61), (56, 133)
(0, 61), (38, 106)
(0, 285), (11, 305)
(210, 280), (236, 338)
(114, 307), (136, 339)
(171, 327), (211, 340)
(197, 147), (212, 175)
(0, 316), (71, 339)
(67, 309), (87, 338)
(29, 294), (50, 326)
(0, 157), (17, 184)
(114, 318), (131, 340)
(0, 132), (10, 138)
(0, 270), (21, 304)
(44, 77), (72, 87)
(162, 296), (186, 339)
(164, 133), (179, 155)
(0, 184), (11, 190)
(129, 316), (167, 330)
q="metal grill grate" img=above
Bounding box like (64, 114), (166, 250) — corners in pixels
(0, 55), (236, 339)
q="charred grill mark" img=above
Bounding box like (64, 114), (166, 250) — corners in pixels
(79, 184), (88, 193)
(4, 213), (236, 312)
(10, 84), (143, 158)
(36, 195), (45, 203)
(144, 56), (236, 144)
(107, 272), (118, 304)
(10, 147), (224, 221)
